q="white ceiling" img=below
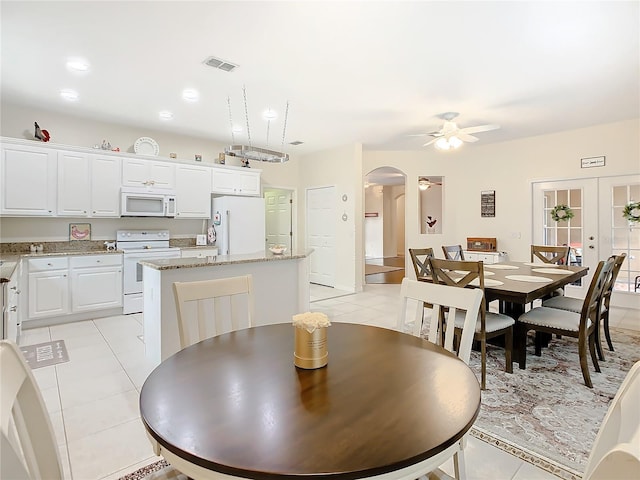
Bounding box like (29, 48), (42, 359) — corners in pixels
(2, 1), (638, 157)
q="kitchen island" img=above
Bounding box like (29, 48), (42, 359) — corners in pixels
(139, 249), (312, 366)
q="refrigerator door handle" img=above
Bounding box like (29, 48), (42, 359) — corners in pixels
(224, 210), (231, 255)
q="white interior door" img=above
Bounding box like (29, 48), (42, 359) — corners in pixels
(533, 178), (599, 299)
(265, 188), (292, 250)
(307, 186), (336, 287)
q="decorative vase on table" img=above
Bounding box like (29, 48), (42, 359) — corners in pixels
(293, 312), (330, 369)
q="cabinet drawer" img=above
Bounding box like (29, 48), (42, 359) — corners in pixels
(181, 248), (218, 258)
(28, 257), (69, 271)
(71, 254), (122, 268)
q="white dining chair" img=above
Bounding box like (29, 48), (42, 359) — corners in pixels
(173, 274), (255, 349)
(397, 278), (483, 480)
(583, 360), (640, 480)
(1, 339), (63, 480)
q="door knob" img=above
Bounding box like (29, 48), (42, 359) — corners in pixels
(588, 236), (595, 240)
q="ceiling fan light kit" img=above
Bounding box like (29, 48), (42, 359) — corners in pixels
(419, 112), (500, 150)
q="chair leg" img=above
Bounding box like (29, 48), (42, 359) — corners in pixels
(534, 332), (543, 356)
(589, 333), (601, 373)
(453, 438), (466, 480)
(578, 336), (593, 388)
(481, 339), (487, 390)
(604, 312), (614, 352)
(504, 327), (513, 374)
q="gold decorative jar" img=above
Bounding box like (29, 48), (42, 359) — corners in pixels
(292, 312), (330, 369)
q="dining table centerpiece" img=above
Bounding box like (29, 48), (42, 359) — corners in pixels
(292, 312), (330, 369)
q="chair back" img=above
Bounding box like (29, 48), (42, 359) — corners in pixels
(601, 254), (626, 312)
(397, 278), (483, 365)
(409, 248), (434, 280)
(442, 244), (465, 261)
(583, 360), (640, 480)
(0, 340), (63, 480)
(580, 257), (615, 335)
(173, 275), (255, 348)
(530, 244), (571, 265)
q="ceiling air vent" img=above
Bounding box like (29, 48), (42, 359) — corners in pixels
(289, 141), (304, 146)
(203, 56), (238, 72)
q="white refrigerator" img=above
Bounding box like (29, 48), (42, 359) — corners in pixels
(211, 196), (266, 255)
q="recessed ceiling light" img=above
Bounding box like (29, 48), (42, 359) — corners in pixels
(60, 89), (79, 101)
(263, 109), (277, 121)
(66, 58), (90, 72)
(232, 125), (243, 133)
(182, 88), (199, 102)
(159, 110), (174, 120)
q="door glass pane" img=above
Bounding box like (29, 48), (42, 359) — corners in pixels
(610, 182), (640, 293)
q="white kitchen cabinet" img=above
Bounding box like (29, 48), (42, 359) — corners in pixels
(90, 155), (121, 217)
(211, 168), (261, 196)
(122, 157), (175, 190)
(5, 262), (22, 342)
(175, 164), (212, 218)
(57, 151), (90, 216)
(70, 255), (122, 312)
(1, 143), (57, 216)
(27, 257), (70, 320)
(463, 251), (508, 264)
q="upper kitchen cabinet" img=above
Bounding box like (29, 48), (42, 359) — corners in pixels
(175, 164), (212, 218)
(122, 157), (176, 190)
(57, 151), (91, 216)
(212, 167), (261, 196)
(90, 155), (121, 217)
(1, 143), (57, 216)
(58, 152), (121, 217)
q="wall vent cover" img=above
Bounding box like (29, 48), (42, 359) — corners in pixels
(203, 56), (238, 72)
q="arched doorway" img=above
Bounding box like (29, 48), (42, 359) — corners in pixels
(364, 167), (406, 284)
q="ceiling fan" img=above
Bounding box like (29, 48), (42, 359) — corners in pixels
(411, 112), (500, 150)
(418, 177), (442, 190)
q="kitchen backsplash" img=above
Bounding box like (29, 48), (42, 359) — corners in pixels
(0, 237), (198, 254)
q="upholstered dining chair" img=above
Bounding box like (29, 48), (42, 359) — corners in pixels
(441, 244), (465, 261)
(583, 360), (640, 480)
(543, 254), (626, 360)
(517, 256), (615, 388)
(397, 278), (483, 480)
(173, 274), (254, 349)
(428, 258), (514, 390)
(409, 247), (434, 282)
(1, 339), (64, 480)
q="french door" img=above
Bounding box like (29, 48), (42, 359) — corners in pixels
(533, 175), (640, 308)
(532, 178), (599, 299)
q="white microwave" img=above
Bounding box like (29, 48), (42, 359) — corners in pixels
(121, 188), (176, 217)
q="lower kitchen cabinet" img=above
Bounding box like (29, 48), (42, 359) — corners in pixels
(26, 254), (123, 322)
(70, 255), (122, 312)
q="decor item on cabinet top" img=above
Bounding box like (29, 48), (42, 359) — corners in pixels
(34, 122), (50, 142)
(134, 136), (160, 156)
(69, 223), (91, 241)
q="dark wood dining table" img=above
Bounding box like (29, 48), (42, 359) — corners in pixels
(140, 323), (481, 480)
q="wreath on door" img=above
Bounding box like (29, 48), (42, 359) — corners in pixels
(623, 201), (640, 223)
(550, 204), (574, 222)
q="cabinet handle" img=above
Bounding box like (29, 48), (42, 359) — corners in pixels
(47, 263), (53, 266)
(10, 306), (17, 312)
(10, 286), (17, 290)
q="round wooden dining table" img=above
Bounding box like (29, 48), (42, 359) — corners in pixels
(140, 323), (481, 480)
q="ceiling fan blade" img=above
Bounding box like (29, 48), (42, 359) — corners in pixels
(406, 133), (427, 137)
(457, 132), (479, 143)
(423, 138), (438, 147)
(459, 124), (500, 135)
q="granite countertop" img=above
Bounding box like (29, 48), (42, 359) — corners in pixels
(139, 249), (312, 271)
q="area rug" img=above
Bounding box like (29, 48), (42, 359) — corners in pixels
(467, 327), (640, 476)
(365, 264), (403, 275)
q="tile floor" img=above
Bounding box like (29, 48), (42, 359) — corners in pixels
(18, 283), (639, 480)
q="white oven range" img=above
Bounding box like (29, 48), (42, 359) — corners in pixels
(117, 230), (180, 314)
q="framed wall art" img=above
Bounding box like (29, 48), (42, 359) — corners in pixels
(69, 223), (91, 241)
(481, 190), (496, 217)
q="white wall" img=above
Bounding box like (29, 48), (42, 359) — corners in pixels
(364, 119), (640, 266)
(298, 143), (363, 292)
